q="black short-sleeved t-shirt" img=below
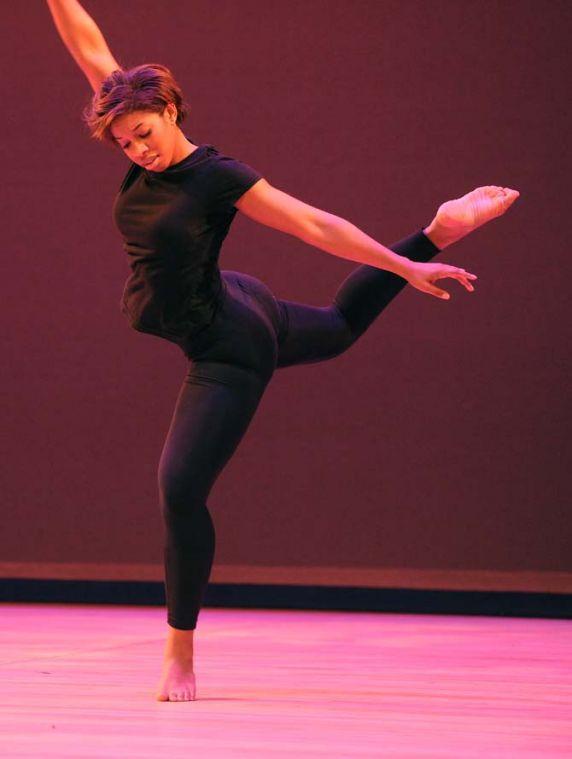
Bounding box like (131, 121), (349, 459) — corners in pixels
(112, 137), (264, 343)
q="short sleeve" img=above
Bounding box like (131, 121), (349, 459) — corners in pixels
(209, 153), (264, 210)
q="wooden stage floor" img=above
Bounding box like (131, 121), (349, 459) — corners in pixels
(1, 604), (570, 757)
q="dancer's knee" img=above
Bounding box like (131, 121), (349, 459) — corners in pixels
(332, 300), (377, 348)
(331, 302), (360, 356)
(159, 480), (215, 553)
(158, 462), (209, 519)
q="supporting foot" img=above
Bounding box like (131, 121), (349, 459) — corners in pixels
(155, 625), (196, 702)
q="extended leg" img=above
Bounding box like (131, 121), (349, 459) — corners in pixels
(276, 227), (439, 367)
(332, 227), (440, 338)
(275, 184), (521, 369)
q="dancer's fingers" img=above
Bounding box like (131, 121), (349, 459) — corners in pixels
(448, 274), (474, 292)
(438, 269), (477, 292)
(445, 267), (478, 282)
(449, 266), (477, 279)
(459, 277), (475, 291)
(425, 277), (451, 299)
(423, 283), (452, 299)
(423, 286), (450, 299)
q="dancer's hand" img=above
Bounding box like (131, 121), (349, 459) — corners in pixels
(403, 261), (477, 300)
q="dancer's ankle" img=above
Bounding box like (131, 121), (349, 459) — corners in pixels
(423, 220), (452, 251)
(165, 624), (194, 654)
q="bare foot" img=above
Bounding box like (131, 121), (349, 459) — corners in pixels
(425, 185), (520, 250)
(155, 626), (196, 702)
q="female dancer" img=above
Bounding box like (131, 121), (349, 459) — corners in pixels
(47, 0), (519, 702)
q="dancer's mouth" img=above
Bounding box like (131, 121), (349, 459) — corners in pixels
(144, 156), (159, 167)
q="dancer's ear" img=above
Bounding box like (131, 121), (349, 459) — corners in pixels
(164, 103), (178, 125)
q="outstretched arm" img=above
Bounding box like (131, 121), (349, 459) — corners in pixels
(234, 178), (429, 275)
(234, 179), (521, 300)
(46, 0), (122, 93)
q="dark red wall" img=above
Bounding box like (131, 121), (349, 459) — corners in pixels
(2, 0), (570, 592)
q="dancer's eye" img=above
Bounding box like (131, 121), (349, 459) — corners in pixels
(123, 130), (151, 149)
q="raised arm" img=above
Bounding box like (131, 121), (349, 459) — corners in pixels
(46, 0), (122, 93)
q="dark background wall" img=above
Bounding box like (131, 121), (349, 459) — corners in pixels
(2, 0), (570, 592)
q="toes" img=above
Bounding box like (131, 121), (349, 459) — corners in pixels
(168, 690), (195, 701)
(483, 185), (510, 197)
(478, 185), (504, 199)
(496, 185), (520, 201)
(503, 189), (520, 208)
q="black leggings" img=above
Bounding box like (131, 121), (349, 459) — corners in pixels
(157, 228), (441, 629)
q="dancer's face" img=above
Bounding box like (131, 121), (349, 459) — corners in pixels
(110, 104), (183, 171)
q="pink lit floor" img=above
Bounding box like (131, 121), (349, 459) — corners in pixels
(1, 603), (570, 758)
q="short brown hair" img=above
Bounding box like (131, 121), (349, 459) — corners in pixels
(82, 63), (190, 147)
